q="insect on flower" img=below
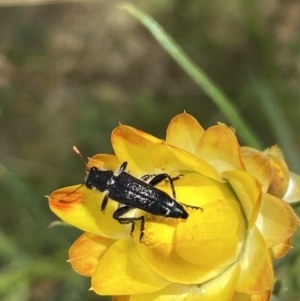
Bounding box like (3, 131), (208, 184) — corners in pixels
(49, 113), (299, 300)
(73, 146), (198, 240)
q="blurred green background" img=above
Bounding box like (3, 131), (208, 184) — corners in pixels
(0, 0), (299, 300)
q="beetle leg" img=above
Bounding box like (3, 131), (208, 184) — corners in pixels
(113, 205), (145, 241)
(180, 202), (203, 211)
(115, 161), (128, 176)
(148, 173), (177, 199)
(143, 174), (202, 212)
(100, 191), (109, 211)
(113, 205), (134, 223)
(140, 173), (156, 182)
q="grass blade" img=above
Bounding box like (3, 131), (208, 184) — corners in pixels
(123, 3), (262, 149)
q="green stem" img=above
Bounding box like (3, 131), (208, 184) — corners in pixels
(252, 79), (300, 171)
(123, 3), (262, 149)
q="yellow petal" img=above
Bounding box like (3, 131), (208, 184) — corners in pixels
(87, 154), (120, 171)
(48, 185), (130, 239)
(149, 142), (193, 174)
(149, 142), (223, 182)
(166, 112), (205, 153)
(174, 172), (232, 207)
(133, 219), (231, 284)
(185, 263), (240, 301)
(130, 263), (239, 301)
(233, 290), (271, 301)
(129, 283), (189, 301)
(130, 265), (239, 301)
(236, 227), (273, 294)
(263, 144), (283, 158)
(283, 172), (300, 203)
(223, 170), (262, 229)
(69, 232), (115, 276)
(111, 125), (161, 174)
(256, 193), (298, 248)
(194, 125), (245, 173)
(91, 237), (169, 295)
(241, 147), (271, 192)
(176, 188), (246, 268)
(269, 238), (292, 259)
(130, 278), (270, 301)
(263, 145), (290, 198)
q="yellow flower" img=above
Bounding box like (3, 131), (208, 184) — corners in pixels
(48, 112), (299, 301)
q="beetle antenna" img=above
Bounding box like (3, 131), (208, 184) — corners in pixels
(73, 146), (88, 168)
(56, 183), (84, 203)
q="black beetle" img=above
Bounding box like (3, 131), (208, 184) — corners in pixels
(85, 162), (189, 240)
(72, 147), (194, 240)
